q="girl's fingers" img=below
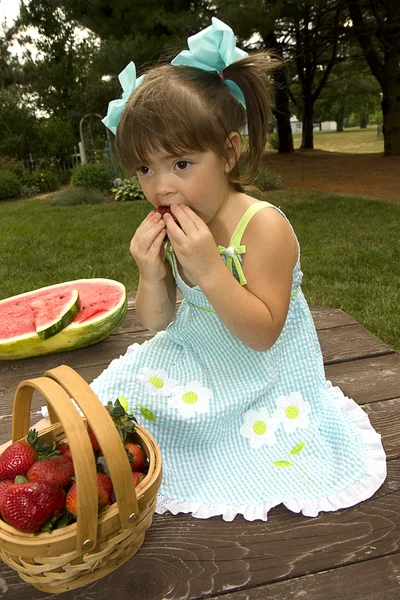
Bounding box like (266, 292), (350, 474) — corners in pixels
(164, 213), (187, 244)
(148, 227), (167, 254)
(174, 204), (203, 229)
(140, 210), (161, 235)
(170, 205), (198, 233)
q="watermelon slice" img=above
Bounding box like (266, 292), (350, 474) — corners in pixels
(0, 279), (127, 360)
(33, 288), (80, 340)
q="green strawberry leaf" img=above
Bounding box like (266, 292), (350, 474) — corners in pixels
(15, 476), (28, 484)
(290, 442), (305, 456)
(272, 461), (293, 468)
(118, 396), (129, 412)
(140, 407), (157, 422)
(124, 421), (134, 433)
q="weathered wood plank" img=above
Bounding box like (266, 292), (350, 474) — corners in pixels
(317, 323), (394, 365)
(1, 459), (399, 600)
(325, 352), (400, 405)
(206, 553), (400, 600)
(310, 307), (357, 330)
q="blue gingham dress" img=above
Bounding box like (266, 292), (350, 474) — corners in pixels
(90, 201), (386, 521)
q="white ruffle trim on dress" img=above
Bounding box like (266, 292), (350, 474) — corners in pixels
(155, 381), (387, 522)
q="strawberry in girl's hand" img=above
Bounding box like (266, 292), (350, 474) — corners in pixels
(1, 481), (64, 533)
(125, 442), (147, 472)
(66, 477), (110, 516)
(132, 472), (146, 487)
(156, 205), (181, 226)
(27, 457), (75, 489)
(97, 472), (113, 500)
(0, 480), (14, 513)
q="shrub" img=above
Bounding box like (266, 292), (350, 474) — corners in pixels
(0, 157), (25, 177)
(49, 188), (106, 206)
(70, 163), (111, 190)
(112, 176), (145, 201)
(255, 167), (282, 192)
(24, 170), (60, 194)
(267, 132), (280, 150)
(0, 169), (22, 201)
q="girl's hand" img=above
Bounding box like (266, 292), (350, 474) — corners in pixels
(164, 205), (222, 286)
(130, 211), (167, 282)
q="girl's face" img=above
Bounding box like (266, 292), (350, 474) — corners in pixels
(136, 148), (232, 224)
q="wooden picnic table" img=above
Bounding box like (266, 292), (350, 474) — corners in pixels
(0, 298), (399, 600)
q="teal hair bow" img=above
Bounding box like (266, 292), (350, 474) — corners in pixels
(102, 62), (145, 134)
(171, 17), (248, 108)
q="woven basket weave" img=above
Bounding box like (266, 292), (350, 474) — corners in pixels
(0, 365), (162, 593)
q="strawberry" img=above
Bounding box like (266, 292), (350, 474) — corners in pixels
(97, 472), (113, 500)
(66, 477), (109, 516)
(27, 457), (75, 489)
(0, 480), (14, 513)
(87, 426), (101, 452)
(132, 472), (146, 487)
(105, 398), (137, 442)
(1, 481), (65, 533)
(0, 430), (39, 480)
(125, 442), (147, 472)
(56, 443), (73, 462)
(156, 206), (181, 227)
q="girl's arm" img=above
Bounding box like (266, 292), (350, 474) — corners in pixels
(135, 259), (177, 332)
(166, 204), (297, 351)
(199, 209), (297, 351)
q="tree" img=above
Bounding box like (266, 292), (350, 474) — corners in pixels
(346, 0), (400, 155)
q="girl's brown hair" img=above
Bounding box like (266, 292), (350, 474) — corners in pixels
(116, 51), (281, 190)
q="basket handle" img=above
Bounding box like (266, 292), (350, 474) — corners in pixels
(12, 377), (100, 552)
(44, 366), (139, 529)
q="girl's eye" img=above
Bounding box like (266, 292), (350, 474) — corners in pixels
(138, 166), (150, 175)
(175, 160), (189, 170)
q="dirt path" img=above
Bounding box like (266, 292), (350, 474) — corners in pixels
(263, 150), (400, 203)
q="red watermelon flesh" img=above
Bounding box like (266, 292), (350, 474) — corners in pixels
(0, 280), (123, 340)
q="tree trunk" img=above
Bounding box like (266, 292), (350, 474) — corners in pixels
(264, 33), (294, 154)
(337, 118), (344, 132)
(382, 52), (400, 155)
(301, 99), (314, 148)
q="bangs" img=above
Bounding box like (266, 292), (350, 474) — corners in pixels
(116, 66), (237, 170)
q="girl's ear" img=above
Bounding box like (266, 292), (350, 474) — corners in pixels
(224, 132), (241, 173)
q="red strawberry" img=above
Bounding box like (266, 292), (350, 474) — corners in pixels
(132, 472), (146, 487)
(56, 443), (73, 462)
(156, 205), (180, 226)
(0, 437), (38, 480)
(1, 481), (65, 533)
(125, 442), (147, 472)
(27, 457), (75, 489)
(97, 472), (113, 500)
(87, 426), (101, 452)
(66, 477), (109, 516)
(0, 480), (14, 513)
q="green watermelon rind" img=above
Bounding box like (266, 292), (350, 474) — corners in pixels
(36, 289), (81, 341)
(0, 279), (127, 360)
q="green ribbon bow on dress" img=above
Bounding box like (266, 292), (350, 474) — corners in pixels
(171, 17), (248, 108)
(102, 62), (145, 134)
(218, 244), (247, 285)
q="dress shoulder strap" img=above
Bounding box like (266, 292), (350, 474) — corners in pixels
(229, 201), (274, 247)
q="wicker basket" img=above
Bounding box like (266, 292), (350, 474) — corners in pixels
(0, 365), (162, 594)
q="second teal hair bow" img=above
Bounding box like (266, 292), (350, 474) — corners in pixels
(171, 17), (248, 108)
(102, 62), (145, 134)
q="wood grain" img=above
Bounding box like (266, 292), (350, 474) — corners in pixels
(317, 324), (393, 364)
(206, 553), (400, 600)
(1, 459), (399, 600)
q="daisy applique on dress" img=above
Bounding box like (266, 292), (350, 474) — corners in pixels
(168, 381), (212, 418)
(273, 392), (311, 433)
(136, 367), (178, 396)
(240, 409), (280, 448)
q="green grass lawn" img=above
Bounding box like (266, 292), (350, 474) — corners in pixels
(1, 190), (398, 350)
(267, 125), (384, 153)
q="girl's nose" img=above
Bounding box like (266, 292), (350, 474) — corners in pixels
(154, 172), (176, 197)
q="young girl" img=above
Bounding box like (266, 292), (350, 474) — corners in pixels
(50, 18), (387, 520)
